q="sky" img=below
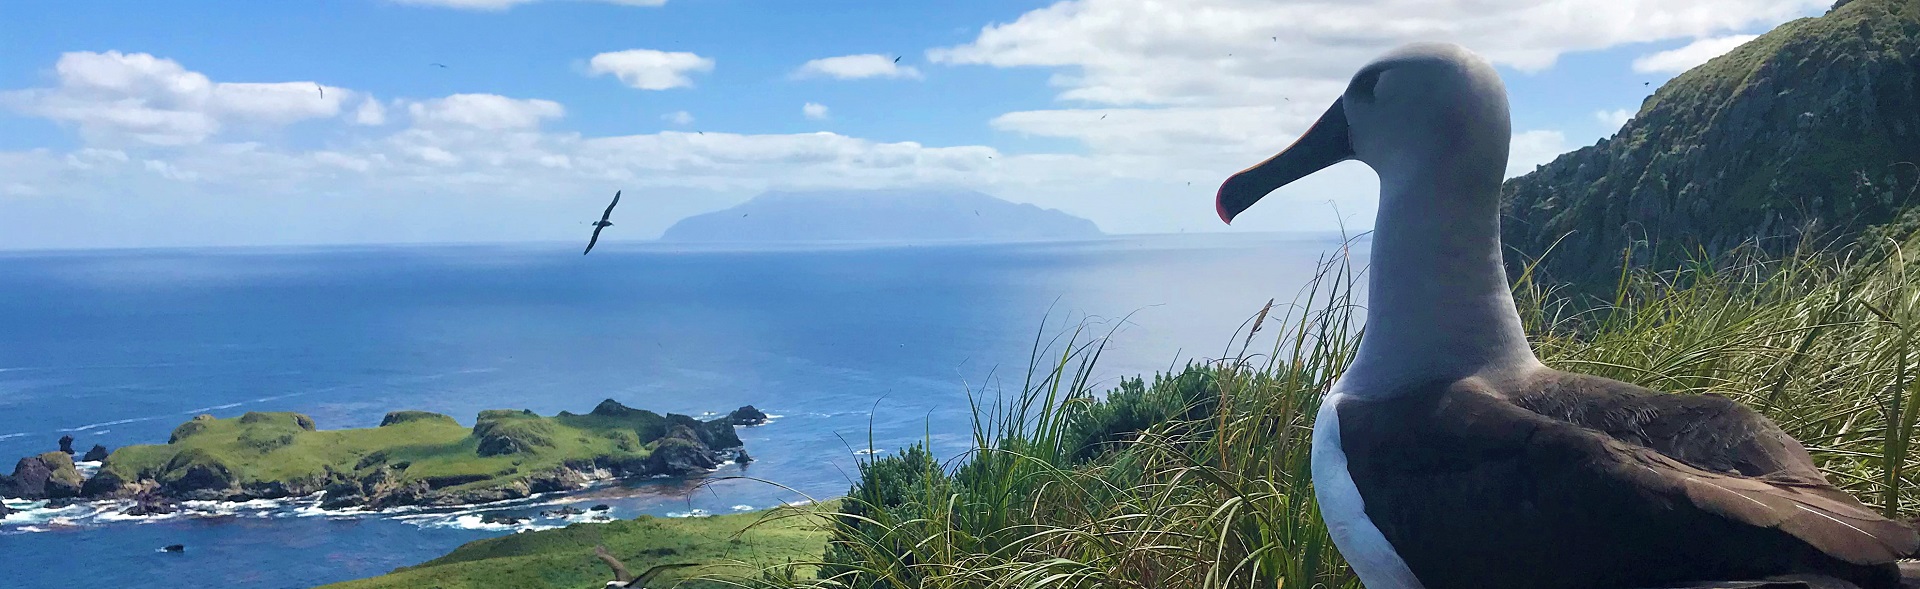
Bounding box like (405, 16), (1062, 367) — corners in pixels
(0, 0), (1829, 250)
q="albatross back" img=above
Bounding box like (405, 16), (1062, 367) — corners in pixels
(1332, 369), (1919, 589)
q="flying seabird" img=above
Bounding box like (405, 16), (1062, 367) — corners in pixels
(1216, 42), (1920, 589)
(894, 55), (902, 63)
(594, 545), (699, 588)
(316, 84), (324, 98)
(582, 190), (620, 255)
(430, 63), (448, 68)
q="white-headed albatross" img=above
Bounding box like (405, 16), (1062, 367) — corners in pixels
(1216, 42), (1920, 589)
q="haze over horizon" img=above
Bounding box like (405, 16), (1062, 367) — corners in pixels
(0, 0), (1833, 250)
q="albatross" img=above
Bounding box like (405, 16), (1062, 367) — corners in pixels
(583, 190), (620, 255)
(593, 545), (699, 589)
(1215, 42), (1920, 589)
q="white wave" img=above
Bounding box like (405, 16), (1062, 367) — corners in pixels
(854, 448), (883, 456)
(61, 416), (161, 432)
(182, 402), (244, 414)
(731, 504), (754, 511)
(666, 509), (711, 518)
(0, 433), (28, 441)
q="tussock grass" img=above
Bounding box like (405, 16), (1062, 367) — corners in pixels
(742, 232), (1920, 589)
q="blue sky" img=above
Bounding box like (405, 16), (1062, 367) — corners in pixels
(0, 0), (1824, 249)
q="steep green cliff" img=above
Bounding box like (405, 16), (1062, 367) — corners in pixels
(1501, 0), (1920, 288)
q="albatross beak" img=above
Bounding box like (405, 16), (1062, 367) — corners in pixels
(1216, 98), (1355, 224)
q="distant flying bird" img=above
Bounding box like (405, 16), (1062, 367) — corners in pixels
(595, 545), (700, 588)
(1100, 114), (1107, 120)
(582, 190), (621, 255)
(316, 84), (324, 98)
(430, 63), (448, 68)
(893, 56), (902, 63)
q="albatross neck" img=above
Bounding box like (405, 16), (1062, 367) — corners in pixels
(1341, 158), (1541, 397)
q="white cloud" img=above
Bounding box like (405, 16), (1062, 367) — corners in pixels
(802, 102), (829, 120)
(1595, 108), (1633, 129)
(1506, 130), (1570, 178)
(662, 110), (695, 126)
(587, 49), (714, 90)
(1632, 34), (1761, 73)
(0, 51), (357, 145)
(354, 99), (388, 126)
(931, 0), (1816, 107)
(388, 0), (666, 10)
(793, 54), (923, 80)
(404, 94), (564, 130)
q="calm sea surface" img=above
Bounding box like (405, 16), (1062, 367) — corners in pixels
(0, 233), (1356, 589)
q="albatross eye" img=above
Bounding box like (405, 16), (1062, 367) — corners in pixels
(1349, 65), (1388, 103)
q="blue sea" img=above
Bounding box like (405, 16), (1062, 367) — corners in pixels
(0, 234), (1351, 589)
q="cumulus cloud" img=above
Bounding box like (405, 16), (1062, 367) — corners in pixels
(404, 94), (564, 130)
(1595, 108), (1633, 129)
(1506, 130), (1569, 178)
(662, 110), (694, 126)
(931, 0), (1817, 107)
(354, 99), (388, 126)
(587, 49), (714, 90)
(0, 51), (357, 145)
(1632, 34), (1761, 73)
(793, 54), (923, 80)
(802, 102), (830, 120)
(388, 0), (666, 10)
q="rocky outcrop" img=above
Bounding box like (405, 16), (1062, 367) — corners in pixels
(727, 405), (769, 426)
(81, 445), (109, 462)
(58, 435), (74, 455)
(379, 410), (457, 427)
(3, 452), (84, 499)
(0, 500), (10, 519)
(169, 414), (216, 444)
(1501, 0), (1920, 290)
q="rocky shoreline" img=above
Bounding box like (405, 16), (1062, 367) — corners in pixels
(0, 403), (770, 516)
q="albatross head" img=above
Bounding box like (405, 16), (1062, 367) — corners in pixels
(1216, 42), (1511, 223)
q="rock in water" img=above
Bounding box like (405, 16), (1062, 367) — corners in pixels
(479, 513), (525, 525)
(81, 445), (109, 462)
(4, 452), (84, 499)
(57, 435), (74, 455)
(589, 504), (611, 512)
(161, 544), (184, 553)
(539, 506), (584, 518)
(0, 500), (11, 519)
(727, 405), (769, 426)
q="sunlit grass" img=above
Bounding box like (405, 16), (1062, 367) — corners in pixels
(732, 232), (1920, 589)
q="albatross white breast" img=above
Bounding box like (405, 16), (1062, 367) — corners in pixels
(1215, 42), (1920, 589)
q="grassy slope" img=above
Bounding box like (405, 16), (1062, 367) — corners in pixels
(99, 403), (707, 493)
(321, 504), (832, 589)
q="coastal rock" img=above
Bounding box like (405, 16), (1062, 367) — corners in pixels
(158, 448), (236, 496)
(527, 468), (588, 494)
(82, 444), (109, 462)
(540, 506), (584, 517)
(123, 489), (177, 517)
(58, 435), (75, 455)
(479, 513), (525, 525)
(647, 436), (721, 475)
(161, 544), (184, 553)
(590, 504), (611, 512)
(727, 405), (769, 426)
(81, 469), (129, 498)
(0, 500), (11, 519)
(735, 448), (754, 465)
(5, 452), (84, 499)
(472, 410), (556, 457)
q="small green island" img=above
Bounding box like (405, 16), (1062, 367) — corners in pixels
(12, 400), (767, 511)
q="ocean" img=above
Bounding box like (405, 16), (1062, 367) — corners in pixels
(0, 233), (1354, 589)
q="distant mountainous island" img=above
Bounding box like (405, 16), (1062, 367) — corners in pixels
(1501, 0), (1920, 289)
(659, 189), (1103, 243)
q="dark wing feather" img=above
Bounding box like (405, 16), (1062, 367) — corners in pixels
(632, 563), (701, 586)
(584, 225), (604, 255)
(1335, 374), (1917, 589)
(595, 545), (634, 583)
(600, 190), (621, 222)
